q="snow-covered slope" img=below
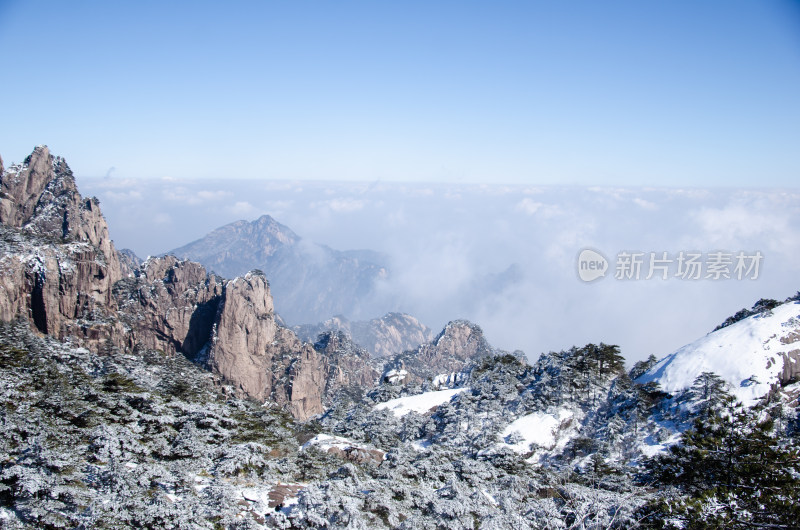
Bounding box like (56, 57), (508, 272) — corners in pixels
(497, 408), (576, 462)
(373, 388), (468, 417)
(637, 300), (800, 405)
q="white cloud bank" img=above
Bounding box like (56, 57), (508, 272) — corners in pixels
(80, 177), (800, 366)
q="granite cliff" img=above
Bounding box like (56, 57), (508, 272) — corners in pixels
(0, 146), (122, 347)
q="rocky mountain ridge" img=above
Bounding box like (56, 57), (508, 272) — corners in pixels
(0, 147), (328, 419)
(0, 146), (492, 421)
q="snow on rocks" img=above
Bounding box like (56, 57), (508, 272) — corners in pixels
(430, 371), (468, 389)
(302, 434), (385, 464)
(193, 475), (211, 493)
(373, 387), (468, 417)
(638, 301), (800, 406)
(383, 368), (408, 384)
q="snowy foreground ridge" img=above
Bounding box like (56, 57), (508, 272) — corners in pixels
(637, 300), (800, 405)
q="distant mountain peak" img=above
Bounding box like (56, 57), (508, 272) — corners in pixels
(168, 213), (388, 324)
(293, 312), (433, 358)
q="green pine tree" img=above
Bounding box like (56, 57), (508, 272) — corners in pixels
(643, 397), (800, 528)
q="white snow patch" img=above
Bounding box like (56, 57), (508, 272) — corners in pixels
(241, 488), (271, 506)
(283, 495), (299, 507)
(373, 387), (467, 417)
(410, 439), (433, 451)
(194, 474), (210, 492)
(499, 409), (574, 454)
(638, 432), (682, 458)
(301, 433), (356, 452)
(301, 433), (382, 455)
(638, 301), (800, 406)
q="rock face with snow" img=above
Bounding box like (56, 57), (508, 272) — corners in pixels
(294, 311), (434, 358)
(0, 146), (122, 347)
(0, 146), (120, 271)
(117, 247), (142, 277)
(301, 434), (385, 465)
(637, 300), (800, 405)
(168, 214), (388, 324)
(312, 331), (381, 406)
(115, 258), (355, 420)
(114, 256), (224, 358)
(381, 320), (495, 385)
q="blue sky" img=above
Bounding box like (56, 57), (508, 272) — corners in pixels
(1, 0), (798, 185)
(2, 1), (800, 362)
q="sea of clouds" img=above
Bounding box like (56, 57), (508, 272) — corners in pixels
(79, 176), (800, 365)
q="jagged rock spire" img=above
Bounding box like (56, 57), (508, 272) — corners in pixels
(0, 146), (121, 339)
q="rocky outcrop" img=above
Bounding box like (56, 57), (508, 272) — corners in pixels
(117, 248), (142, 277)
(359, 312), (433, 357)
(294, 312), (433, 358)
(116, 260), (329, 420)
(0, 145), (55, 228)
(114, 256), (224, 359)
(0, 147), (341, 420)
(210, 272), (278, 383)
(381, 320), (495, 385)
(1, 146), (120, 276)
(778, 327), (800, 385)
(114, 256), (372, 420)
(0, 146), (122, 346)
(779, 350), (800, 386)
(313, 331), (381, 405)
(204, 271), (324, 418)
